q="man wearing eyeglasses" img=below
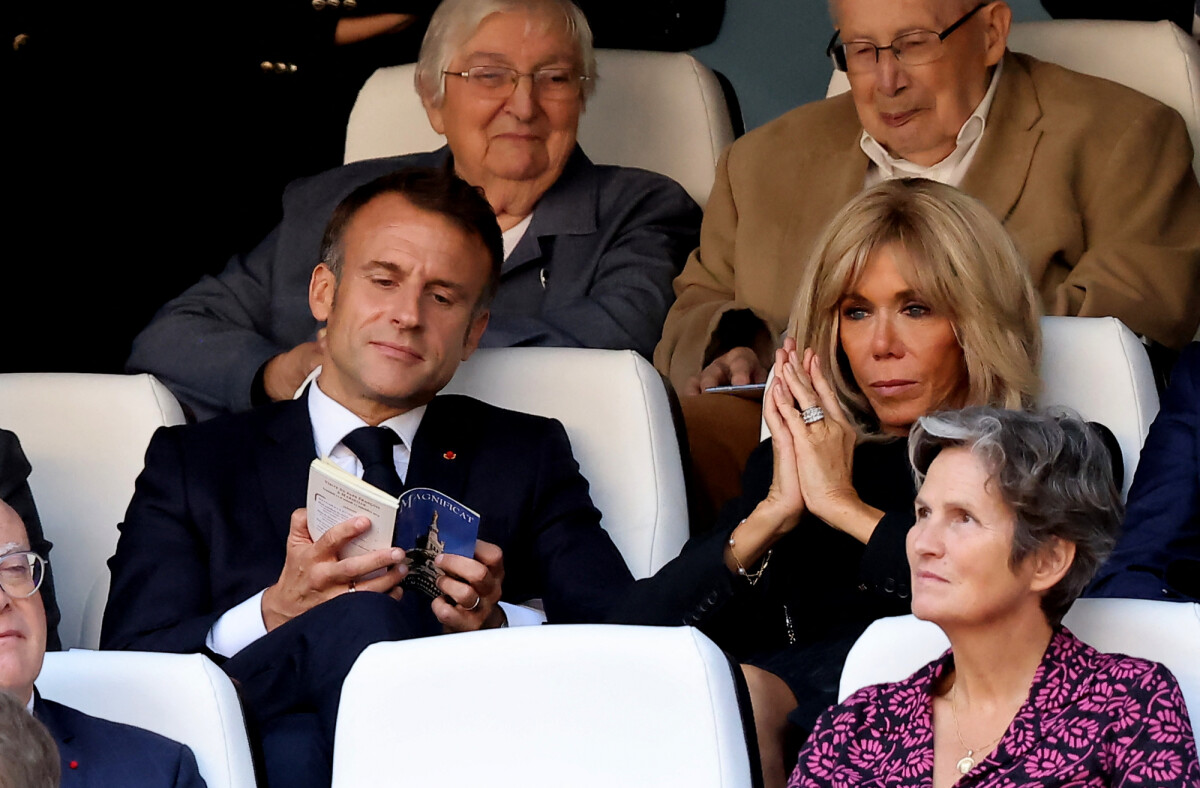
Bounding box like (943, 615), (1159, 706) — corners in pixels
(656, 0), (1200, 518)
(126, 0), (699, 423)
(0, 500), (206, 787)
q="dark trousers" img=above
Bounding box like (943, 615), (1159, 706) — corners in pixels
(223, 591), (441, 788)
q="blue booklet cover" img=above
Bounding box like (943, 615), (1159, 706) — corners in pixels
(396, 488), (481, 599)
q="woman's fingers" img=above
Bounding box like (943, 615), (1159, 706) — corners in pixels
(807, 352), (853, 430)
(780, 356), (819, 413)
(763, 376), (788, 444)
(766, 377), (805, 448)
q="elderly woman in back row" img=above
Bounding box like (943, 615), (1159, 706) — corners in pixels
(790, 408), (1199, 787)
(128, 0), (700, 421)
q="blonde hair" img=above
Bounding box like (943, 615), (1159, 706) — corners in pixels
(786, 178), (1041, 437)
(415, 0), (597, 107)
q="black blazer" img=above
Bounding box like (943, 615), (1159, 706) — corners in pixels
(100, 394), (634, 655)
(35, 695), (206, 787)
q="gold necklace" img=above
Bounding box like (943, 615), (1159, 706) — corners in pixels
(949, 684), (1007, 775)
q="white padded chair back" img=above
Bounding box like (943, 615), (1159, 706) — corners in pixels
(333, 625), (753, 787)
(38, 650), (256, 788)
(1038, 317), (1159, 500)
(0, 373), (185, 648)
(345, 50), (736, 208)
(827, 20), (1200, 176)
(838, 599), (1200, 720)
(441, 347), (688, 577)
(760, 317), (1156, 501)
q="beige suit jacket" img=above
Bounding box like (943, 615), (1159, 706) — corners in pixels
(655, 51), (1200, 390)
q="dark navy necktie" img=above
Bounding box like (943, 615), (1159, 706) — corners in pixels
(341, 426), (404, 496)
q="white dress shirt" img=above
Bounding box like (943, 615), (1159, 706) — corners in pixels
(862, 60), (1003, 189)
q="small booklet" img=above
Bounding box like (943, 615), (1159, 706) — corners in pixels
(306, 458), (481, 598)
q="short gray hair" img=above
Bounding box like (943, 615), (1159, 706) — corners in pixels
(414, 0), (597, 107)
(0, 691), (59, 788)
(910, 407), (1121, 624)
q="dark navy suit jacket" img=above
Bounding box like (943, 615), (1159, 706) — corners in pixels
(35, 695), (206, 788)
(1090, 343), (1200, 601)
(126, 147), (700, 420)
(99, 394), (637, 655)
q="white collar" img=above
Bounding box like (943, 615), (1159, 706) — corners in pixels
(307, 376), (426, 459)
(501, 213), (534, 260)
(860, 58), (1003, 182)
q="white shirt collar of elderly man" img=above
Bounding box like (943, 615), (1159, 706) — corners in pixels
(861, 58), (1003, 189)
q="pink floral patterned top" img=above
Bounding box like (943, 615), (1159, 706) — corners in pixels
(788, 627), (1199, 787)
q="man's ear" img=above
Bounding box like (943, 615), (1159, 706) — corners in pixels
(310, 263), (337, 322)
(981, 2), (1012, 66)
(462, 309), (490, 360)
(1028, 536), (1075, 595)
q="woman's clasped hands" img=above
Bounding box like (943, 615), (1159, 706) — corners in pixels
(762, 339), (881, 544)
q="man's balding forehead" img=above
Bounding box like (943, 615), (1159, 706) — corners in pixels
(0, 498), (29, 547)
(0, 497), (20, 522)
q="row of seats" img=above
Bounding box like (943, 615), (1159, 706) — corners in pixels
(33, 625), (753, 788)
(348, 19), (1200, 210)
(0, 316), (1154, 653)
(0, 348), (690, 651)
(0, 316), (1192, 786)
(30, 606), (1200, 788)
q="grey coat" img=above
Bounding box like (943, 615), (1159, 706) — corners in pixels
(128, 147), (700, 420)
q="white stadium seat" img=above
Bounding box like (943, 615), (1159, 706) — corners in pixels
(38, 650), (256, 788)
(441, 347), (689, 578)
(344, 50), (737, 208)
(1038, 317), (1158, 500)
(333, 625), (754, 788)
(837, 599), (1200, 721)
(0, 373), (185, 648)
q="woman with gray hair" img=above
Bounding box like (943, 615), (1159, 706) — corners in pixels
(789, 407), (1199, 787)
(126, 0), (699, 419)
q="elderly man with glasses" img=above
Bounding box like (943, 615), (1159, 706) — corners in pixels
(656, 0), (1200, 522)
(0, 500), (206, 788)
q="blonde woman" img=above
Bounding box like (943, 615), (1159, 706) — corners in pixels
(641, 179), (1042, 786)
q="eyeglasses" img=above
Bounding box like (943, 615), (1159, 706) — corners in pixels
(0, 551), (46, 599)
(826, 2), (991, 73)
(443, 66), (589, 100)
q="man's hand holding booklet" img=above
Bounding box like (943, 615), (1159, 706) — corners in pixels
(306, 458), (481, 598)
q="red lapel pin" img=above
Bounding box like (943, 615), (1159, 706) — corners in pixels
(443, 450), (456, 460)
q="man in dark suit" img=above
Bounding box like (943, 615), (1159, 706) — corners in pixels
(0, 499), (205, 788)
(101, 168), (639, 787)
